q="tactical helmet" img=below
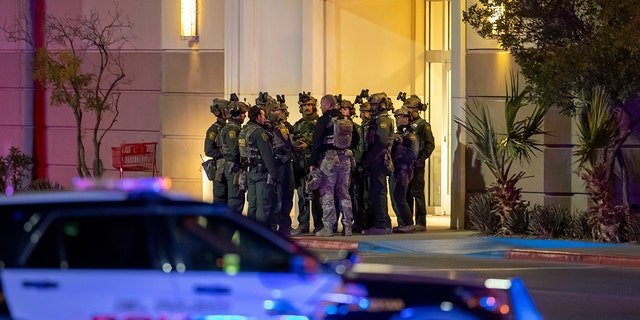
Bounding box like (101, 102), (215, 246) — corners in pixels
(394, 107), (411, 117)
(340, 99), (356, 117)
(305, 169), (323, 193)
(403, 95), (427, 111)
(210, 98), (230, 118)
(255, 92), (280, 123)
(228, 100), (249, 117)
(359, 101), (372, 113)
(368, 92), (392, 113)
(298, 92), (318, 113)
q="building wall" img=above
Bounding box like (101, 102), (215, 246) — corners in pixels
(0, 0), (226, 200)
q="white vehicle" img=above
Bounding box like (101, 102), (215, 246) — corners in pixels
(0, 178), (342, 319)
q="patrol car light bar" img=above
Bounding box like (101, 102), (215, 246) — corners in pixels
(72, 177), (172, 192)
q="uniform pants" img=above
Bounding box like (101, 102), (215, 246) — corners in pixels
(408, 162), (427, 227)
(247, 171), (275, 227)
(318, 150), (353, 227)
(390, 169), (414, 226)
(367, 165), (392, 229)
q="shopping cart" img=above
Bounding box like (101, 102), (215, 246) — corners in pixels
(111, 142), (158, 178)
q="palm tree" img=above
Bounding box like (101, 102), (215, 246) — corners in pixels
(574, 87), (627, 242)
(455, 71), (549, 234)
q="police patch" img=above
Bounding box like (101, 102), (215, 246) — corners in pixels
(380, 122), (388, 129)
(426, 124), (432, 130)
(262, 132), (269, 141)
(209, 132), (216, 140)
(229, 131), (236, 138)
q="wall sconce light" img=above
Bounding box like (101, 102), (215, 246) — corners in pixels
(181, 0), (198, 41)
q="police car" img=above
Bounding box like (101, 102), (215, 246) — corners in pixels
(0, 178), (342, 319)
(0, 178), (541, 320)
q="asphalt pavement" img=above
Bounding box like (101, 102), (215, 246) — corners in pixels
(292, 215), (640, 269)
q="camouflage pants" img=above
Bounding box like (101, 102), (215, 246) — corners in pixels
(318, 150), (353, 227)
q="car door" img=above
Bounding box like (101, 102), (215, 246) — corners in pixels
(167, 214), (343, 318)
(1, 213), (179, 320)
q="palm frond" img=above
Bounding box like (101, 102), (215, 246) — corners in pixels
(574, 87), (619, 168)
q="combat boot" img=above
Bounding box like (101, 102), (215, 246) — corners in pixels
(316, 224), (334, 237)
(342, 225), (352, 236)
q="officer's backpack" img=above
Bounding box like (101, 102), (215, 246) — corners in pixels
(328, 116), (353, 149)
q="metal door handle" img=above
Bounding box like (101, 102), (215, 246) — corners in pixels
(22, 280), (58, 289)
(193, 285), (231, 295)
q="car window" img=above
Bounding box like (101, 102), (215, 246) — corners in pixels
(26, 215), (153, 269)
(170, 215), (293, 273)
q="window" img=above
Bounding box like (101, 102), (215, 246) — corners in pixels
(170, 215), (292, 272)
(27, 216), (153, 269)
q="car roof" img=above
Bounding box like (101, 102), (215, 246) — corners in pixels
(0, 189), (195, 206)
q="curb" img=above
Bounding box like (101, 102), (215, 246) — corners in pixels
(504, 249), (640, 268)
(293, 237), (359, 251)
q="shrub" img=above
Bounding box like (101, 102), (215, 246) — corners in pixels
(504, 205), (531, 236)
(466, 192), (501, 235)
(529, 204), (572, 239)
(0, 147), (34, 194)
(28, 179), (66, 191)
(621, 213), (640, 244)
(569, 210), (594, 240)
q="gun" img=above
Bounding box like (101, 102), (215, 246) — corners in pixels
(397, 92), (407, 102)
(230, 93), (239, 102)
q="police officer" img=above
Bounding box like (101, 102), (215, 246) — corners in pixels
(355, 101), (374, 232)
(338, 97), (361, 233)
(220, 97), (249, 214)
(390, 107), (419, 233)
(361, 92), (395, 235)
(403, 95), (435, 231)
(291, 92), (323, 235)
(204, 98), (230, 204)
(239, 105), (277, 227)
(310, 95), (359, 237)
(257, 92), (294, 235)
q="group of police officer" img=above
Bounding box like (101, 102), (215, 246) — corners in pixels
(204, 90), (435, 237)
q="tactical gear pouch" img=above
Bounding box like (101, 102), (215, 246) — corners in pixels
(215, 159), (226, 182)
(331, 116), (353, 149)
(202, 159), (215, 181)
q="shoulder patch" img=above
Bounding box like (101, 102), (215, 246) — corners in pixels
(425, 123), (432, 130)
(228, 130), (236, 139)
(262, 132), (269, 142)
(409, 135), (417, 141)
(208, 132), (216, 140)
(380, 122), (388, 129)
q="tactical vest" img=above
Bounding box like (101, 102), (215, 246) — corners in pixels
(218, 121), (241, 157)
(206, 121), (225, 160)
(239, 122), (263, 166)
(324, 116), (353, 149)
(272, 123), (293, 163)
(293, 117), (317, 158)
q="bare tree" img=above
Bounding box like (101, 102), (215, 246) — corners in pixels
(3, 6), (134, 177)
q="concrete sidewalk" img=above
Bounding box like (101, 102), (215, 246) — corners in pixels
(292, 226), (640, 269)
